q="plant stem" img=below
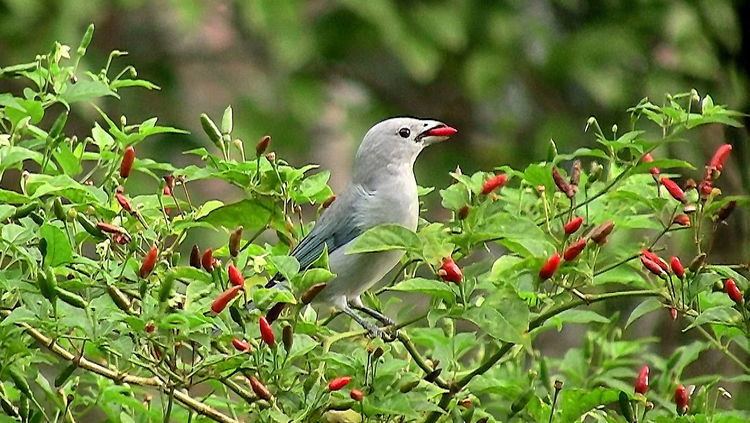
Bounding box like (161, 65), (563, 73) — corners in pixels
(422, 289), (662, 423)
(1, 310), (239, 423)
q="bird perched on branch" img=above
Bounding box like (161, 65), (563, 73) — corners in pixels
(265, 117), (457, 337)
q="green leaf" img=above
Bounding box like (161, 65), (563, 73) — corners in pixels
(347, 224), (420, 254)
(40, 224), (72, 266)
(625, 298), (663, 329)
(631, 158), (695, 174)
(52, 142), (82, 175)
(0, 188), (30, 204)
(252, 288), (297, 309)
(27, 174), (107, 204)
(268, 255), (300, 281)
(685, 305), (740, 331)
(61, 79), (117, 103)
(559, 388), (620, 422)
(543, 309), (610, 331)
(464, 297), (529, 343)
(0, 146), (44, 171)
(292, 268), (335, 294)
(199, 199), (276, 232)
(389, 278), (456, 302)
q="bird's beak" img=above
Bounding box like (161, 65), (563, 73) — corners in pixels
(418, 124), (458, 143)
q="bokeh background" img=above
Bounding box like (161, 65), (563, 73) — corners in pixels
(2, 0), (750, 410)
(2, 0), (748, 193)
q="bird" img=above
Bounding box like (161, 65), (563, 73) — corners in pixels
(264, 117), (457, 336)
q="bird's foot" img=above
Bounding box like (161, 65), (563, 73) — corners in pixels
(342, 305), (396, 341)
(352, 304), (395, 327)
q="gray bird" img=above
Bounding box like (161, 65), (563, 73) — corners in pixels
(266, 117), (457, 335)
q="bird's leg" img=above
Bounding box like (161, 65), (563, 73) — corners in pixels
(349, 297), (394, 326)
(340, 304), (386, 339)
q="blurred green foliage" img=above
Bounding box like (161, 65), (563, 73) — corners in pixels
(1, 0), (746, 175)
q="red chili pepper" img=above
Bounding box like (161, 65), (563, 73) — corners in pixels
(163, 175), (175, 193)
(202, 248), (215, 272)
(120, 146), (135, 178)
(672, 214), (691, 227)
(669, 307), (678, 320)
(256, 135), (271, 156)
(211, 285), (243, 314)
(113, 233), (129, 244)
(641, 250), (669, 272)
(708, 144), (732, 172)
(569, 160), (581, 187)
(698, 180), (713, 199)
(228, 264), (244, 287)
(162, 185), (172, 196)
(481, 173), (507, 195)
(259, 316), (276, 347)
(552, 167), (574, 198)
(670, 256), (685, 279)
(563, 216), (583, 235)
(232, 338), (251, 353)
(327, 376), (352, 391)
(248, 376), (273, 401)
(563, 238), (586, 261)
(640, 256), (667, 278)
(182, 246), (197, 271)
(457, 205), (470, 220)
(322, 195), (337, 209)
(642, 153), (660, 177)
(139, 245), (158, 278)
(96, 222), (126, 235)
(634, 365), (649, 395)
(539, 253), (561, 280)
(350, 389), (364, 401)
(115, 193), (133, 213)
(661, 177), (686, 203)
(588, 221), (615, 245)
(438, 257), (463, 284)
(674, 384), (690, 415)
(724, 279), (743, 304)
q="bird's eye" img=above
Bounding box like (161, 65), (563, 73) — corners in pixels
(398, 128), (411, 138)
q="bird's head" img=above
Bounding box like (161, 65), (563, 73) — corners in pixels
(354, 117), (457, 176)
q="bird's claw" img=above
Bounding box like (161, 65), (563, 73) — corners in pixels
(364, 322), (396, 341)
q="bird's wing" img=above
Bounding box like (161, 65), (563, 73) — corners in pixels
(268, 186), (368, 285)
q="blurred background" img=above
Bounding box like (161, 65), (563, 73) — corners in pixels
(1, 0), (748, 194)
(2, 0), (750, 404)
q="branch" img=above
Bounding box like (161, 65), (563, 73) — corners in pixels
(1, 310), (239, 423)
(422, 289), (663, 423)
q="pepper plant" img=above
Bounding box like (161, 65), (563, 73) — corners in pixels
(1, 26), (749, 423)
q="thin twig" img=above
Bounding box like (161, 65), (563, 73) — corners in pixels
(1, 310), (239, 423)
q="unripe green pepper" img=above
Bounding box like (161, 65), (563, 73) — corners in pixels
(56, 287), (87, 309)
(29, 212), (44, 225)
(221, 106), (233, 134)
(76, 214), (104, 238)
(48, 111), (68, 140)
(200, 114), (223, 149)
(78, 24), (94, 55)
(53, 198), (66, 221)
(158, 272), (175, 304)
(9, 367), (33, 398)
(54, 363), (77, 387)
(509, 388), (533, 417)
(282, 324), (293, 352)
(12, 202), (39, 220)
(38, 267), (57, 303)
(618, 391), (634, 423)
